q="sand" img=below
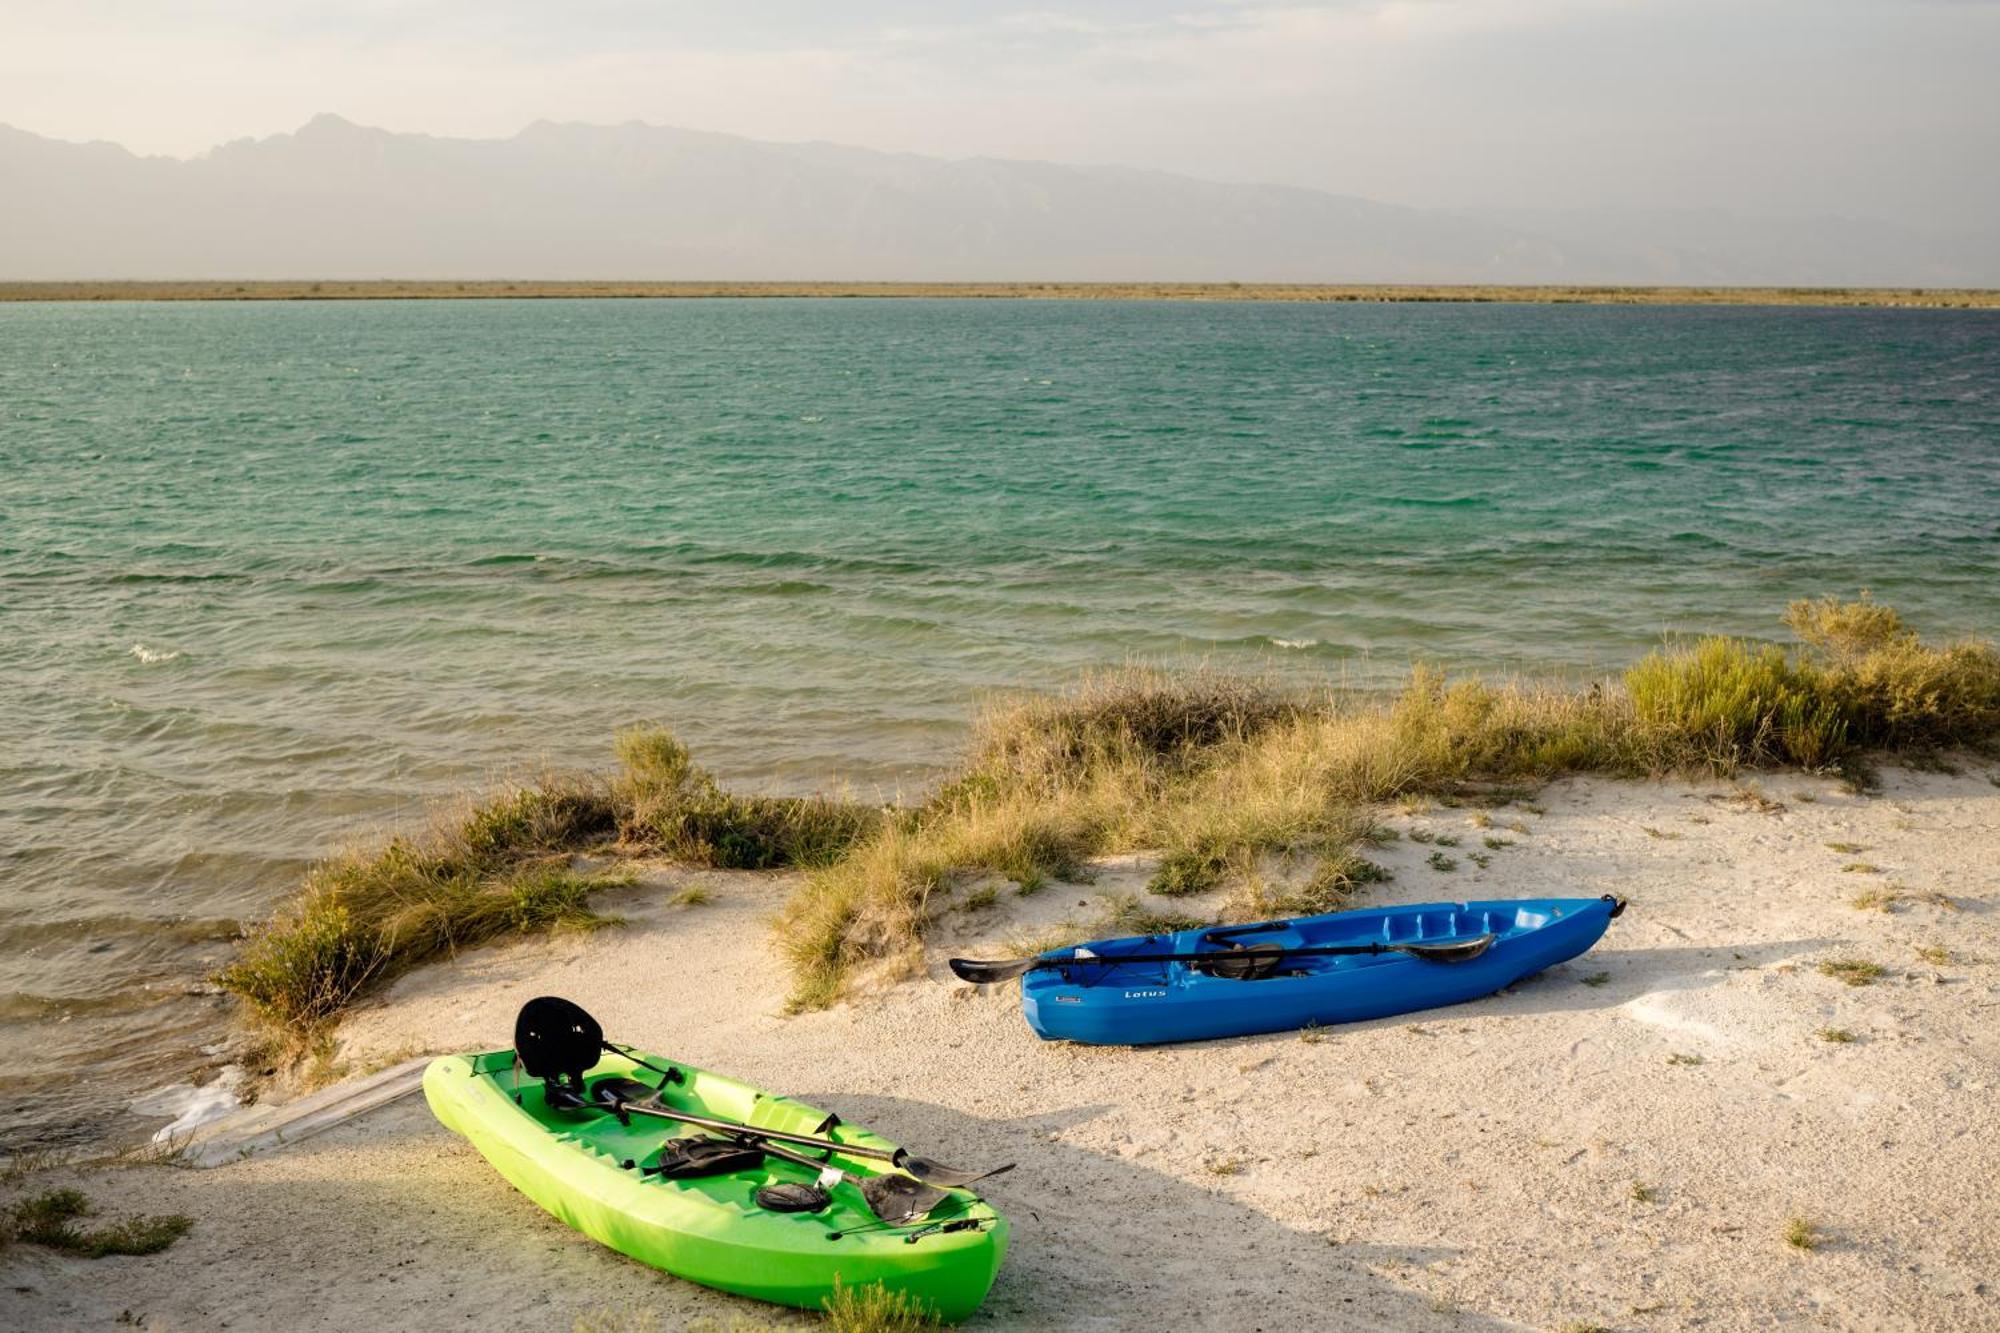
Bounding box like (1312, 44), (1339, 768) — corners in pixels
(5, 765), (1997, 1331)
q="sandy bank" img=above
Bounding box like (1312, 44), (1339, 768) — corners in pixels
(3, 280), (1999, 308)
(5, 766), (1998, 1331)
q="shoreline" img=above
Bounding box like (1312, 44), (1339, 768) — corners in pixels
(10, 765), (1998, 1329)
(4, 279), (2000, 308)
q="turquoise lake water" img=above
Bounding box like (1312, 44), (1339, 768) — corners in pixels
(3, 298), (1997, 1147)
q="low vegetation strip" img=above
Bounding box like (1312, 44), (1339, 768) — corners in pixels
(215, 731), (882, 1036)
(3, 1189), (192, 1258)
(4, 281), (1998, 308)
(217, 598), (1999, 1035)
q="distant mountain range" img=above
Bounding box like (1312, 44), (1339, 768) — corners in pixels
(3, 115), (1994, 285)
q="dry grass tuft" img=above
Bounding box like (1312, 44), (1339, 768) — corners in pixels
(1848, 886), (1902, 912)
(822, 1277), (941, 1332)
(1818, 958), (1885, 987)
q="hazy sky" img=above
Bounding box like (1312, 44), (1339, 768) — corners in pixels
(6, 1), (1997, 230)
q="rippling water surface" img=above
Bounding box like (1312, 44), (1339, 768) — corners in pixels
(3, 298), (1997, 1148)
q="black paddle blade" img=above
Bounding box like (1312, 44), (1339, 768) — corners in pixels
(948, 955), (1038, 985)
(893, 1152), (1016, 1189)
(515, 996), (604, 1081)
(860, 1173), (949, 1225)
(643, 1137), (766, 1180)
(1395, 932), (1497, 963)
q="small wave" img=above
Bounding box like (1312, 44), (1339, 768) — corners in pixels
(128, 644), (182, 665)
(0, 914), (242, 951)
(102, 571), (247, 586)
(1270, 637), (1320, 650)
(0, 987), (177, 1021)
(130, 1067), (245, 1143)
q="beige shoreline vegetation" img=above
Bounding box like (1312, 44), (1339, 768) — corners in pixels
(4, 765), (1997, 1329)
(3, 279), (2000, 307)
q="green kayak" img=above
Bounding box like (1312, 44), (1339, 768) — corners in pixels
(424, 1042), (1007, 1321)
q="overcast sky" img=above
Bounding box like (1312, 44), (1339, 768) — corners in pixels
(5, 1), (1997, 231)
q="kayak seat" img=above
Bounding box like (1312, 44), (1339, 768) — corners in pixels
(1191, 943), (1286, 981)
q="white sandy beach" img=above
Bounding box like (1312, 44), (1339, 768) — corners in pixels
(5, 765), (1998, 1331)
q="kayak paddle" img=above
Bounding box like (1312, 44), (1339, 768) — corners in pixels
(517, 997), (1013, 1191)
(588, 1078), (1013, 1190)
(948, 932), (1499, 986)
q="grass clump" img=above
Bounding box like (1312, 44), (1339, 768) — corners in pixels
(614, 727), (881, 870)
(1849, 886), (1901, 912)
(1784, 1216), (1822, 1252)
(1629, 1181), (1658, 1203)
(1666, 1052), (1705, 1066)
(1784, 594), (2000, 752)
(217, 842), (624, 1035)
(1816, 1027), (1857, 1044)
(1148, 845), (1234, 897)
(822, 1277), (941, 1332)
(1272, 852), (1390, 917)
(6, 1188), (192, 1257)
(221, 725), (881, 1036)
(1100, 893), (1209, 937)
(1818, 958), (1885, 987)
(1426, 851), (1458, 872)
(1626, 637), (1844, 770)
(1914, 944), (1949, 966)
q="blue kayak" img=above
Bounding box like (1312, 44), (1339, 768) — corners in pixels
(1014, 896), (1624, 1045)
